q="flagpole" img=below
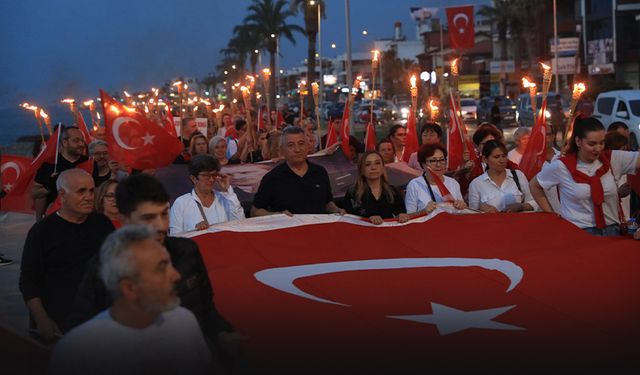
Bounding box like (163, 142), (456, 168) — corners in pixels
(53, 124), (62, 175)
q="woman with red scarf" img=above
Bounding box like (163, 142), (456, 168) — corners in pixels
(405, 144), (467, 214)
(530, 117), (640, 236)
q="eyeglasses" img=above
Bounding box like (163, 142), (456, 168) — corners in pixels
(426, 158), (447, 165)
(104, 193), (116, 200)
(198, 172), (220, 180)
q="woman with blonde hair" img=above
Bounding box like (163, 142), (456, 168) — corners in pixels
(343, 151), (409, 225)
(189, 133), (209, 157)
(95, 179), (121, 228)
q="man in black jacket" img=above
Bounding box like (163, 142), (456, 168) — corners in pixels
(66, 174), (245, 360)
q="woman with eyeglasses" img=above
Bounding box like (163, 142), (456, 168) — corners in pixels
(169, 154), (245, 234)
(95, 179), (121, 228)
(468, 140), (536, 213)
(405, 144), (467, 214)
(344, 151), (409, 225)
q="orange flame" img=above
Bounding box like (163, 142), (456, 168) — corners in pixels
(371, 50), (380, 62)
(83, 99), (94, 107)
(410, 75), (417, 89)
(39, 109), (49, 119)
(262, 68), (271, 76)
(522, 78), (536, 88)
(573, 82), (586, 94)
(540, 62), (551, 71)
(109, 105), (121, 115)
(123, 91), (131, 98)
(61, 98), (75, 104)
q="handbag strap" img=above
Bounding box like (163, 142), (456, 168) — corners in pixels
(194, 199), (210, 226)
(422, 174), (437, 203)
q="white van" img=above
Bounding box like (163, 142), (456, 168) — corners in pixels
(592, 90), (640, 148)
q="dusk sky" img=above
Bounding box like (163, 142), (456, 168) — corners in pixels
(0, 0), (489, 108)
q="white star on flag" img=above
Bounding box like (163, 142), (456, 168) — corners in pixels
(3, 183), (12, 191)
(142, 132), (155, 146)
(387, 302), (524, 335)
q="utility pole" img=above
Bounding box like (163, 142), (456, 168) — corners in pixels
(345, 0), (353, 132)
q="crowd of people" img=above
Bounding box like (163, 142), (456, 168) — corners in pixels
(2, 100), (640, 373)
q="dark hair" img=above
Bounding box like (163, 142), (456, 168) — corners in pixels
(388, 124), (405, 139)
(116, 174), (170, 216)
(472, 123), (503, 146)
(376, 138), (395, 152)
(188, 154), (220, 177)
(235, 118), (247, 131)
(61, 125), (81, 141)
(605, 131), (629, 151)
(280, 125), (306, 145)
(481, 140), (508, 158)
(95, 179), (118, 213)
(417, 143), (448, 165)
(567, 116), (605, 154)
(420, 122), (442, 142)
(608, 122), (629, 132)
(349, 137), (364, 153)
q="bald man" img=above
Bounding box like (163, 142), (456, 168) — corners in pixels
(20, 169), (114, 343)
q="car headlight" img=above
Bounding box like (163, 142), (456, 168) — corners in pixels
(400, 107), (409, 118)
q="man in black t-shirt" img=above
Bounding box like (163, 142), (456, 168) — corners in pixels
(32, 126), (87, 220)
(20, 169), (114, 344)
(251, 126), (346, 216)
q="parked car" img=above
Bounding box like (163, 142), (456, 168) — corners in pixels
(476, 96), (517, 127)
(356, 99), (396, 124)
(515, 92), (569, 127)
(592, 90), (640, 149)
(459, 98), (478, 124)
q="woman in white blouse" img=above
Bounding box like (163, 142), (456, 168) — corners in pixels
(170, 154), (245, 234)
(530, 117), (640, 236)
(468, 140), (536, 213)
(405, 144), (467, 214)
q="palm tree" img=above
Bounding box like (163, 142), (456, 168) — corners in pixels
(243, 0), (304, 110)
(513, 0), (545, 73)
(290, 0), (326, 88)
(232, 25), (266, 76)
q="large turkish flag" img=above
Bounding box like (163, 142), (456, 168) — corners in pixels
(190, 212), (640, 373)
(0, 154), (34, 213)
(446, 5), (475, 49)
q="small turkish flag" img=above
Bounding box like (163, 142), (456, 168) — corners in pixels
(364, 122), (377, 152)
(446, 91), (478, 172)
(75, 111), (92, 144)
(519, 98), (548, 180)
(0, 154), (33, 213)
(100, 90), (183, 170)
(402, 107), (419, 162)
(446, 6), (475, 49)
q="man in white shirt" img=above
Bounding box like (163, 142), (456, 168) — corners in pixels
(49, 225), (212, 375)
(170, 154), (245, 233)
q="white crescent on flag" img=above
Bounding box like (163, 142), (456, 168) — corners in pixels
(453, 13), (470, 33)
(1, 161), (21, 191)
(255, 257), (524, 306)
(112, 117), (141, 150)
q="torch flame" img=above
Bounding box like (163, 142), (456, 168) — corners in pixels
(410, 75), (417, 88)
(573, 82), (586, 94)
(172, 81), (182, 87)
(218, 104), (225, 111)
(83, 99), (94, 107)
(109, 105), (121, 115)
(522, 78), (536, 88)
(123, 91), (131, 98)
(39, 109), (49, 119)
(193, 106), (198, 112)
(371, 50), (380, 62)
(540, 62), (551, 71)
(262, 68), (271, 76)
(61, 98), (75, 104)
(96, 112), (101, 120)
(246, 75), (255, 82)
(429, 99), (438, 111)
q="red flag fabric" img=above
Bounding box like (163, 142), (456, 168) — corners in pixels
(75, 111), (92, 144)
(162, 108), (178, 137)
(2, 126), (61, 213)
(402, 107), (419, 162)
(325, 120), (338, 149)
(101, 90), (183, 170)
(258, 107), (265, 132)
(446, 6), (475, 49)
(427, 168), (454, 202)
(364, 122), (377, 152)
(191, 213), (640, 372)
(0, 154), (34, 213)
(446, 92), (478, 171)
(519, 99), (548, 180)
(277, 111), (285, 128)
(341, 97), (352, 160)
